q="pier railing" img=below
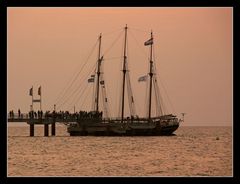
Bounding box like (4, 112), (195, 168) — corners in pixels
(7, 112), (178, 137)
(7, 112), (177, 123)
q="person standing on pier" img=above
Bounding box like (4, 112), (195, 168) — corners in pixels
(18, 109), (21, 118)
(9, 110), (12, 118)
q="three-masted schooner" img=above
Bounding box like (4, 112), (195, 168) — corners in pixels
(67, 25), (180, 136)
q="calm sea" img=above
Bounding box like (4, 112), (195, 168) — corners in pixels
(7, 124), (232, 176)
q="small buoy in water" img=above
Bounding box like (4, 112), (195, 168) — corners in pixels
(216, 137), (219, 140)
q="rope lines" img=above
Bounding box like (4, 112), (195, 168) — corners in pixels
(57, 60), (97, 110)
(53, 39), (99, 106)
(51, 26), (176, 119)
(101, 28), (123, 37)
(102, 30), (123, 57)
(153, 45), (176, 115)
(128, 29), (149, 60)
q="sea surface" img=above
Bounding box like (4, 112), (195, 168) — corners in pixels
(7, 124), (232, 176)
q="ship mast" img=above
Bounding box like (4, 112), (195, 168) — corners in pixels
(95, 33), (102, 112)
(121, 25), (128, 123)
(148, 31), (153, 119)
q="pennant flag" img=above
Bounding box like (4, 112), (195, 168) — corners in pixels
(88, 78), (94, 83)
(38, 86), (41, 95)
(138, 75), (148, 82)
(29, 87), (33, 96)
(144, 38), (153, 46)
(99, 56), (104, 62)
(100, 80), (104, 85)
(33, 99), (41, 102)
(88, 74), (95, 83)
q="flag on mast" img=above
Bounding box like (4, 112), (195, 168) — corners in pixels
(88, 76), (95, 83)
(100, 80), (104, 85)
(29, 87), (33, 96)
(38, 86), (41, 95)
(144, 38), (153, 46)
(138, 75), (148, 82)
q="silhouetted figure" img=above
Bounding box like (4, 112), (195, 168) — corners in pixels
(40, 110), (43, 118)
(45, 111), (49, 119)
(31, 111), (34, 119)
(18, 109), (21, 118)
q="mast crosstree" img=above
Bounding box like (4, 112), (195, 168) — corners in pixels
(93, 33), (110, 117)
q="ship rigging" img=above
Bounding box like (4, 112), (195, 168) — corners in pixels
(53, 25), (181, 136)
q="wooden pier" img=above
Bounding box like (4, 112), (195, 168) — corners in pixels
(8, 114), (76, 137)
(8, 115), (57, 137)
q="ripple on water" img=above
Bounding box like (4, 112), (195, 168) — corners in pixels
(7, 126), (232, 176)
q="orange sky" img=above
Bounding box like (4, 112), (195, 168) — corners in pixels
(7, 7), (232, 126)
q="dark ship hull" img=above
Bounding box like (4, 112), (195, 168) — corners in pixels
(67, 114), (179, 136)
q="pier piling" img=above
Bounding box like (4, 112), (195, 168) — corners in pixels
(30, 124), (34, 137)
(44, 124), (49, 136)
(51, 122), (56, 136)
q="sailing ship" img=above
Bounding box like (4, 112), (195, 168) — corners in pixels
(66, 25), (181, 136)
